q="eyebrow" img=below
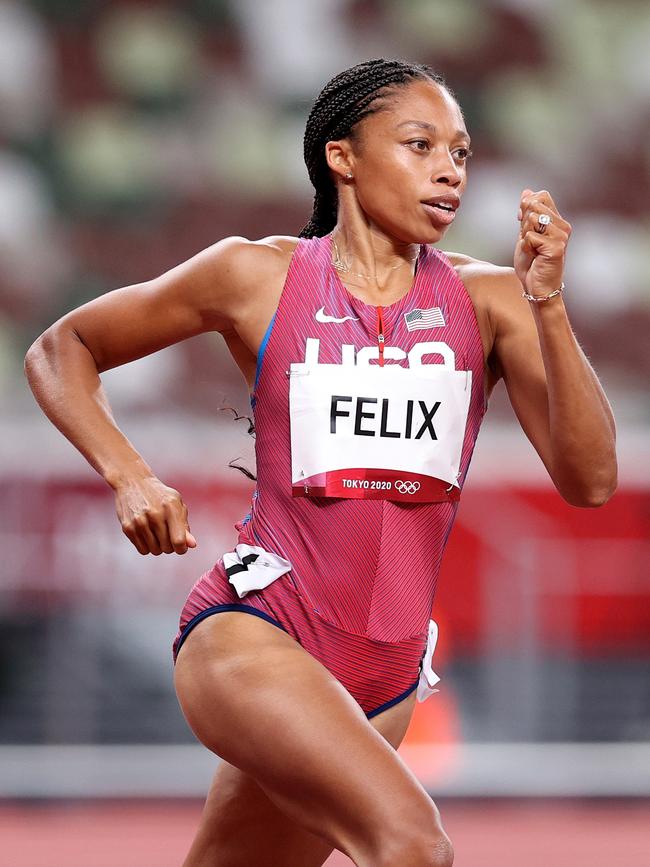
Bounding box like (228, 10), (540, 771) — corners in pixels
(396, 120), (471, 143)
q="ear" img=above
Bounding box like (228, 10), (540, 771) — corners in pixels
(325, 139), (354, 181)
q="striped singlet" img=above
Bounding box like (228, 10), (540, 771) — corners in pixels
(172, 231), (487, 718)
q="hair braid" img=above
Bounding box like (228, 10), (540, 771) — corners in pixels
(299, 59), (451, 238)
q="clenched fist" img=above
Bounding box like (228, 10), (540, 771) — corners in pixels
(114, 475), (197, 555)
(514, 188), (572, 299)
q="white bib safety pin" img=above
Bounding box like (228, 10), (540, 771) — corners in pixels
(445, 472), (461, 494)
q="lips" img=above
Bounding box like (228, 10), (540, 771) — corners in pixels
(422, 200), (458, 226)
(422, 194), (460, 211)
(421, 194), (460, 227)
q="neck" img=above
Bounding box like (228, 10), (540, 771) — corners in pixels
(331, 222), (419, 286)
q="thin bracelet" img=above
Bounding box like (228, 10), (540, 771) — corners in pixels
(522, 282), (565, 303)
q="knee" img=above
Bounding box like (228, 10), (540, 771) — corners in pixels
(429, 833), (454, 866)
(366, 792), (453, 866)
(372, 828), (454, 867)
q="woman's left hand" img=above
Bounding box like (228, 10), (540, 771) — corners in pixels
(514, 188), (572, 298)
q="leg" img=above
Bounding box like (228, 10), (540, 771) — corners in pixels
(181, 761), (334, 867)
(181, 688), (419, 867)
(174, 611), (453, 866)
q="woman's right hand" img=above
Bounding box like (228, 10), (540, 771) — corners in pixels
(113, 475), (197, 555)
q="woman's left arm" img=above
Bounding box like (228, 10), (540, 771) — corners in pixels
(486, 188), (617, 507)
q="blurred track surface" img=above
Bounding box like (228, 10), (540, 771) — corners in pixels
(0, 799), (647, 865)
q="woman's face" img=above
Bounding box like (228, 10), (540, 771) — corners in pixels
(344, 79), (471, 245)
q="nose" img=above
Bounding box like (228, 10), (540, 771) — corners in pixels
(431, 150), (463, 186)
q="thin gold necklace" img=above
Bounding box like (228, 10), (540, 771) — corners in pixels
(332, 235), (418, 281)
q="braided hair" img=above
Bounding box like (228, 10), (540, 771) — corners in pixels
(299, 59), (452, 239)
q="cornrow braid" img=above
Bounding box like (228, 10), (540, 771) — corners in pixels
(299, 58), (451, 238)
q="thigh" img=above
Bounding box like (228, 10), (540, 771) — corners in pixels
(182, 761), (333, 867)
(173, 611), (440, 866)
(181, 679), (418, 867)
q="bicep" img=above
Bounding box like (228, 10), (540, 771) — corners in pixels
(44, 237), (250, 373)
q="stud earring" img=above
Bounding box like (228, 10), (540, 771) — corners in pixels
(345, 172), (353, 179)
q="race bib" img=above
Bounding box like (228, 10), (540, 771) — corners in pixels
(289, 340), (471, 503)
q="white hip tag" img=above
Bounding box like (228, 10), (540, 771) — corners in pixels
(417, 619), (441, 702)
(289, 360), (471, 502)
(222, 544), (292, 598)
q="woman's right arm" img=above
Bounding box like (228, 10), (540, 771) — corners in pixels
(24, 236), (274, 555)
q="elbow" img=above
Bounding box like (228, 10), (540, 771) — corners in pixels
(24, 337), (43, 379)
(24, 331), (50, 378)
(24, 327), (60, 387)
(25, 324), (62, 361)
(559, 464), (618, 509)
(569, 486), (616, 508)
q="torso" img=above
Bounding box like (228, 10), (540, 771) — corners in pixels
(232, 231), (487, 641)
(219, 235), (501, 402)
(173, 231), (502, 704)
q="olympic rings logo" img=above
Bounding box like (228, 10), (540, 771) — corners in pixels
(395, 480), (421, 495)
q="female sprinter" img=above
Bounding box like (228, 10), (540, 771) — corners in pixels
(25, 59), (617, 866)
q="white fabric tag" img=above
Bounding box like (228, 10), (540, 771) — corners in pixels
(417, 618), (441, 702)
(222, 544), (292, 598)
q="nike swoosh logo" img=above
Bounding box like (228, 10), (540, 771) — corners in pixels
(315, 306), (359, 323)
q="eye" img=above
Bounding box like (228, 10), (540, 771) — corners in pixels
(454, 147), (473, 162)
(407, 139), (430, 151)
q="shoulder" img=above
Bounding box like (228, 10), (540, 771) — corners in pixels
(204, 233), (300, 284)
(441, 250), (520, 296)
(440, 248), (524, 325)
(131, 233), (303, 336)
(185, 234), (300, 329)
(438, 250), (526, 386)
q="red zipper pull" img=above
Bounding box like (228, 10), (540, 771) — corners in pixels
(377, 306), (385, 367)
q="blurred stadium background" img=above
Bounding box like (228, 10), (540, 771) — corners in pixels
(1, 0), (648, 864)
